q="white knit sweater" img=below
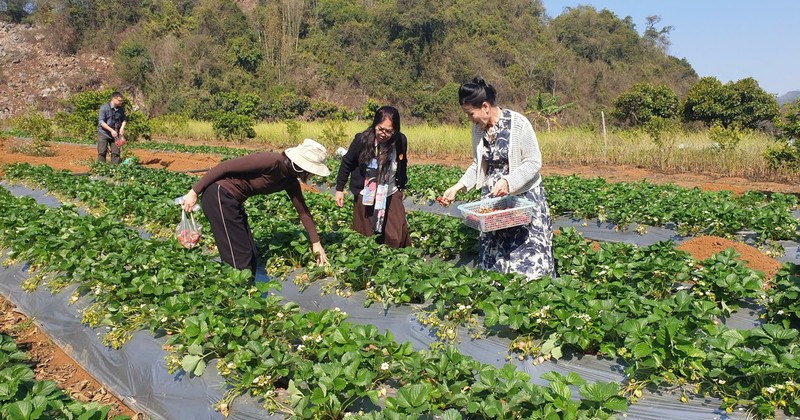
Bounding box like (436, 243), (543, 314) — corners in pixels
(458, 109), (542, 195)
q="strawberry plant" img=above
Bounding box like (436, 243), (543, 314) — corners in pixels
(0, 334), (128, 419)
(5, 162), (800, 417)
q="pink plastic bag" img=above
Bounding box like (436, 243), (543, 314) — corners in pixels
(114, 135), (126, 147)
(175, 210), (201, 249)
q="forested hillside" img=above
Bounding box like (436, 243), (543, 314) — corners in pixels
(3, 0), (697, 124)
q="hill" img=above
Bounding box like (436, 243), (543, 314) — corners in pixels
(778, 91), (800, 105)
(1, 1), (698, 125)
(0, 22), (116, 120)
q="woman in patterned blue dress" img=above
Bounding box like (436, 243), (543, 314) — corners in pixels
(441, 77), (555, 281)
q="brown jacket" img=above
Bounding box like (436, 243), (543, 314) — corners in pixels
(192, 152), (320, 243)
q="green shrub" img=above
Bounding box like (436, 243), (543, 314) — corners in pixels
(643, 116), (679, 150)
(259, 92), (310, 121)
(761, 99), (800, 170)
(10, 108), (55, 157)
(319, 118), (347, 146)
(306, 100), (354, 121)
(361, 98), (381, 120)
(54, 88), (151, 141)
(708, 123), (742, 152)
(151, 114), (190, 137)
(778, 98), (800, 141)
(612, 83), (678, 126)
(284, 119), (301, 142)
(212, 112), (255, 142)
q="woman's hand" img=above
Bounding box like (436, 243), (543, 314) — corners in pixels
(334, 190), (345, 208)
(181, 190), (198, 212)
(311, 241), (328, 265)
(490, 179), (509, 197)
(442, 183), (464, 204)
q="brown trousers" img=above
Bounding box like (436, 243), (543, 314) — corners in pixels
(352, 190), (411, 248)
(201, 183), (258, 278)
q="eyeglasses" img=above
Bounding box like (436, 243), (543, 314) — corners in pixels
(376, 126), (394, 136)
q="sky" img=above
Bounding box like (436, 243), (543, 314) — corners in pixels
(539, 0), (800, 96)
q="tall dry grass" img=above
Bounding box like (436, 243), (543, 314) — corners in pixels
(156, 120), (797, 182)
(539, 127), (797, 182)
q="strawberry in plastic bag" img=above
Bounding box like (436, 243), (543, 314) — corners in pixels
(114, 135), (126, 147)
(175, 210), (201, 249)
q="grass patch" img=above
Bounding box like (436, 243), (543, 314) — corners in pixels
(150, 120), (800, 182)
(539, 128), (796, 181)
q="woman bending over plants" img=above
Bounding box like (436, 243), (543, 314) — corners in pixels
(181, 139), (330, 279)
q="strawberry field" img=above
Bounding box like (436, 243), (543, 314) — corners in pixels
(1, 143), (800, 419)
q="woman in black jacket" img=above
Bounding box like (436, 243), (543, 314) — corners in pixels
(334, 106), (410, 248)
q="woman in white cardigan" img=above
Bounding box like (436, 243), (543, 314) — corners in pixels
(442, 77), (555, 280)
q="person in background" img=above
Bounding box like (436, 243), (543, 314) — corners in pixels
(334, 106), (410, 248)
(97, 91), (126, 164)
(441, 77), (555, 280)
(180, 139), (330, 278)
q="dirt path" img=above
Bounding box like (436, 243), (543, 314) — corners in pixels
(4, 137), (800, 195)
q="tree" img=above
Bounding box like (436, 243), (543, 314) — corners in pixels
(643, 15), (673, 52)
(763, 98), (800, 171)
(410, 83), (460, 124)
(725, 77), (780, 129)
(526, 92), (574, 132)
(0, 0), (33, 22)
(143, 0), (196, 37)
(209, 91), (258, 142)
(612, 83), (678, 126)
(682, 77), (779, 129)
(116, 40), (154, 90)
(778, 98), (800, 140)
(551, 6), (642, 64)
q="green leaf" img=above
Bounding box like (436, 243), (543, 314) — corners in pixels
(550, 380), (571, 401)
(5, 400), (33, 419)
(565, 372), (586, 386)
(440, 408), (463, 420)
(394, 383), (431, 412)
(754, 324), (799, 341)
(604, 396), (629, 412)
(580, 381), (619, 402)
(181, 354), (206, 376)
(633, 342), (653, 359)
(482, 304), (499, 327)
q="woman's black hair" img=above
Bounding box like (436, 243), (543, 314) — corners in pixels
(458, 77), (497, 108)
(358, 106), (401, 170)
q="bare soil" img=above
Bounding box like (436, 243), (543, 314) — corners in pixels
(0, 136), (792, 416)
(0, 295), (139, 418)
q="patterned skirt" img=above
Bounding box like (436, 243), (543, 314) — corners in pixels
(478, 183), (556, 281)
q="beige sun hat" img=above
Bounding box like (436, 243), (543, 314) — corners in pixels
(285, 139), (330, 177)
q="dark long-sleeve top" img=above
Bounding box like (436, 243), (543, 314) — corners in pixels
(191, 152), (320, 243)
(97, 102), (125, 139)
(335, 132), (408, 196)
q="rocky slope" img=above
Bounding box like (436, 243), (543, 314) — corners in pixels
(0, 22), (114, 119)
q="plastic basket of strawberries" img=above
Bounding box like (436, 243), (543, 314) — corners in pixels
(457, 195), (535, 232)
